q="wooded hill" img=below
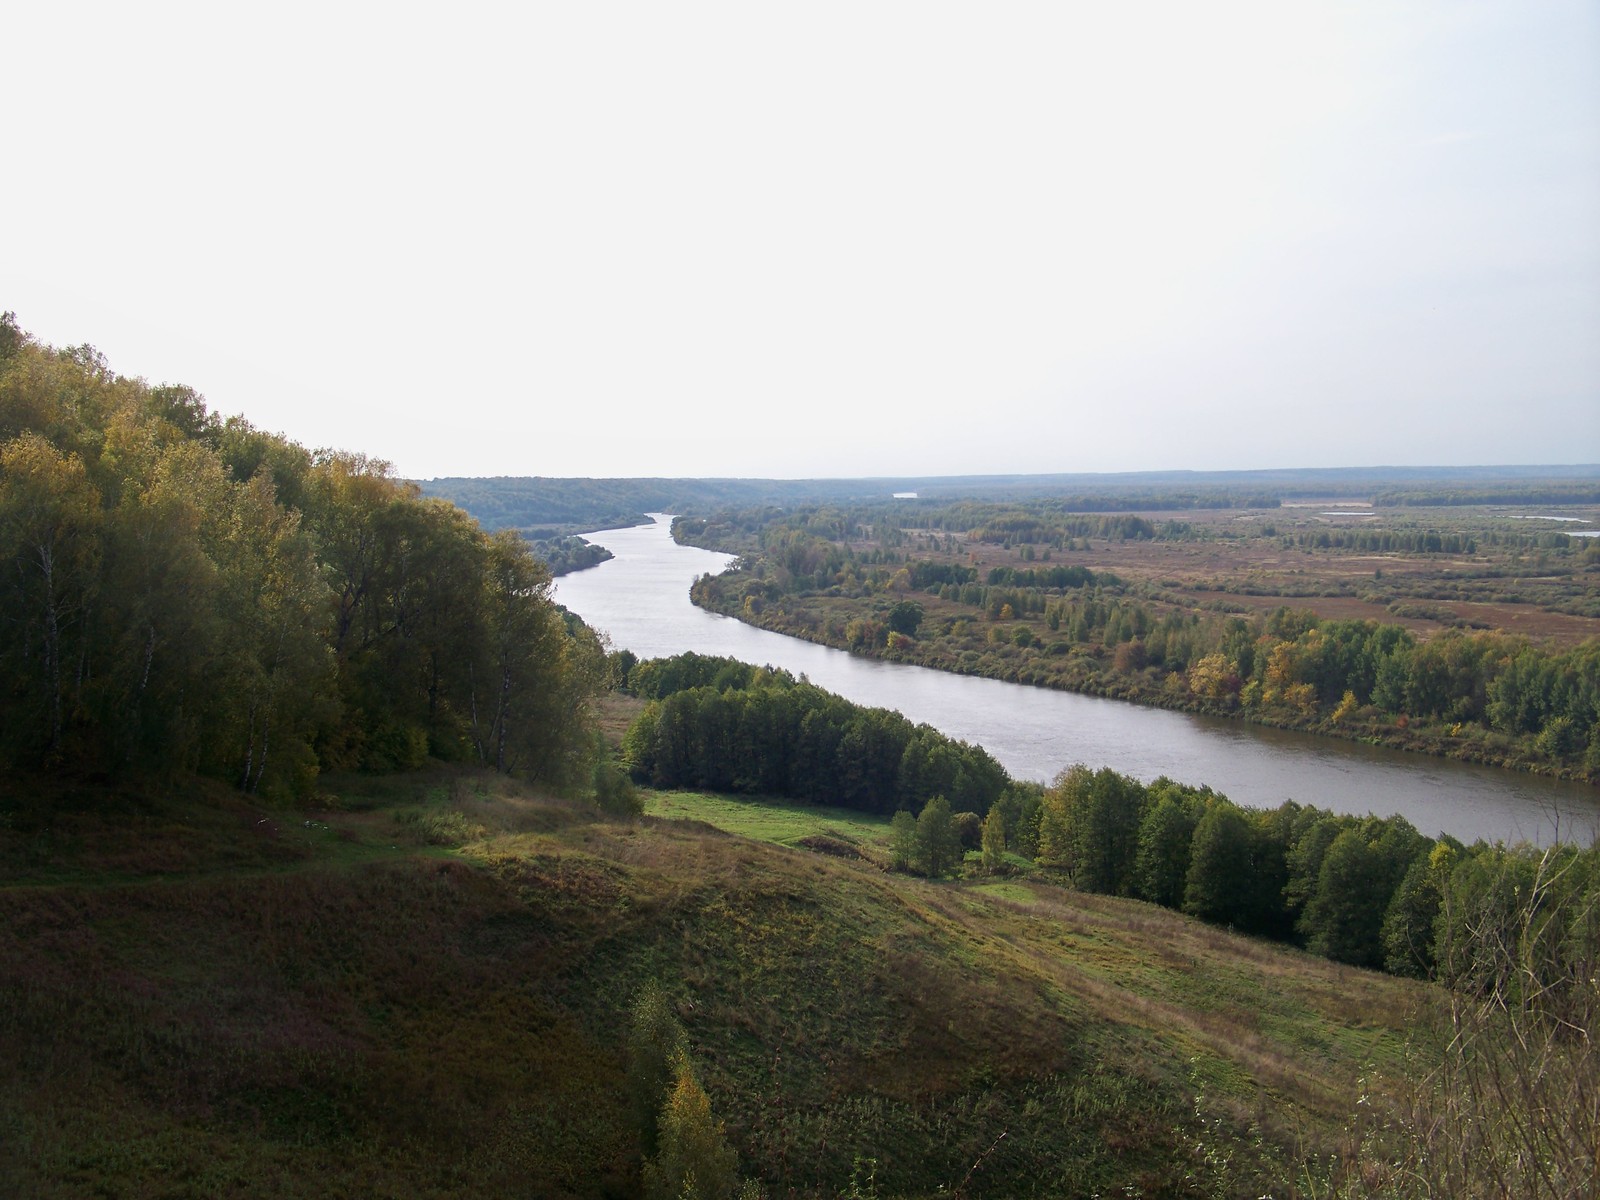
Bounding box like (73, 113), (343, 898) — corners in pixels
(0, 314), (605, 796)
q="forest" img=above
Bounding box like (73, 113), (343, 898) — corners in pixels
(0, 313), (605, 796)
(677, 497), (1600, 780)
(619, 653), (1009, 814)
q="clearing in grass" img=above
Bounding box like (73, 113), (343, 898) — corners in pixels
(643, 788), (893, 854)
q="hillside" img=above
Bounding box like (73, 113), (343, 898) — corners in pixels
(2, 769), (1434, 1198)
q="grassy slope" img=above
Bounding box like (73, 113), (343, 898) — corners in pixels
(1, 770), (1429, 1199)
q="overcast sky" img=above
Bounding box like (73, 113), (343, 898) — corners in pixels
(6, 2), (1598, 480)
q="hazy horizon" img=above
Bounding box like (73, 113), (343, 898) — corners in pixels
(420, 463), (1600, 484)
(7, 2), (1598, 479)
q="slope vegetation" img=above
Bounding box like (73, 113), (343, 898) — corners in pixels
(1, 770), (1427, 1198)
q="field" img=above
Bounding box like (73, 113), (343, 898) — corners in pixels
(644, 789), (892, 851)
(885, 502), (1600, 647)
(1, 768), (1439, 1198)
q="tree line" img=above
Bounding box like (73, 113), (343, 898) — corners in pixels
(1373, 483), (1600, 507)
(1289, 528), (1477, 554)
(0, 315), (605, 797)
(612, 654), (1598, 994)
(528, 533), (614, 576)
(1026, 764), (1598, 995)
(618, 653), (1010, 817)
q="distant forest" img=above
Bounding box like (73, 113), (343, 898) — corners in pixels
(421, 464), (1600, 536)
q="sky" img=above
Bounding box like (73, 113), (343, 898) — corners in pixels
(5, 1), (1598, 481)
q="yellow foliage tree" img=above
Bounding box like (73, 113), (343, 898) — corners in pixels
(643, 1057), (739, 1200)
(1187, 653), (1236, 702)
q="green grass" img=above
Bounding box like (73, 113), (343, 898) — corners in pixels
(643, 788), (893, 853)
(1, 767), (1441, 1198)
(970, 880), (1039, 904)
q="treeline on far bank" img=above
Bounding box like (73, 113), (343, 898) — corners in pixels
(691, 530), (1600, 780)
(618, 652), (1598, 990)
(0, 315), (606, 797)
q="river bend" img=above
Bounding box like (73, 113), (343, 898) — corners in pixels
(554, 515), (1599, 845)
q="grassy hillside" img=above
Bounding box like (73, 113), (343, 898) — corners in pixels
(1, 770), (1433, 1198)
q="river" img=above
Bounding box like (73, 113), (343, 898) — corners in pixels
(553, 515), (1600, 846)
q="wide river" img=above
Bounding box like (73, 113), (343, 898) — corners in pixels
(554, 515), (1600, 846)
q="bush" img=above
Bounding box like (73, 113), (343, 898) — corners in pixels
(593, 759), (643, 817)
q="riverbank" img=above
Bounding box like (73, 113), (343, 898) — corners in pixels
(555, 515), (1599, 844)
(688, 582), (1597, 787)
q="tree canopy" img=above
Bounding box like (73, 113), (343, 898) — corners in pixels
(0, 321), (605, 796)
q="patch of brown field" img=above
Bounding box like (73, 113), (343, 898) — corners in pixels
(892, 508), (1600, 648)
(1180, 588), (1598, 646)
(594, 691), (647, 748)
(1445, 599), (1600, 643)
(1187, 589), (1442, 631)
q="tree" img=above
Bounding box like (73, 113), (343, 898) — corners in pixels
(980, 806), (1007, 874)
(304, 450), (399, 662)
(593, 745), (643, 817)
(643, 1058), (740, 1200)
(0, 311), (22, 361)
(1134, 791), (1200, 908)
(950, 810), (982, 852)
(1386, 844), (1599, 1199)
(1283, 814), (1348, 926)
(1382, 840), (1455, 977)
(204, 466), (333, 795)
(0, 434), (102, 760)
(915, 795), (958, 877)
(996, 784), (1043, 859)
(1182, 803), (1257, 927)
(1298, 828), (1393, 967)
(1038, 765), (1146, 895)
(890, 810), (918, 872)
(628, 980), (689, 1157)
(886, 599), (923, 637)
(472, 531), (605, 783)
(1187, 652), (1238, 703)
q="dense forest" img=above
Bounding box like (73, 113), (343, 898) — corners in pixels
(618, 652), (1010, 814)
(0, 313), (606, 796)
